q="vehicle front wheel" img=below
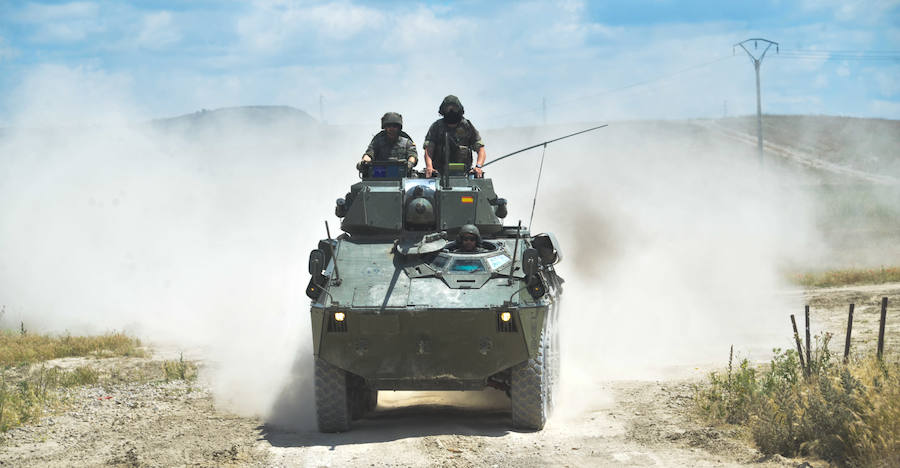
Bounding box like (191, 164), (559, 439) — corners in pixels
(314, 357), (350, 432)
(510, 328), (551, 430)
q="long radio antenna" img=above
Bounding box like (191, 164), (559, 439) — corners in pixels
(528, 143), (548, 229)
(483, 124), (607, 167)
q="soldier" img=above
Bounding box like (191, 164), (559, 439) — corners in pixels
(454, 224), (485, 253)
(423, 95), (486, 178)
(358, 112), (418, 172)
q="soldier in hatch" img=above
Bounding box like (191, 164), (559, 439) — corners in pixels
(423, 95), (487, 178)
(453, 224), (487, 253)
(357, 112), (418, 172)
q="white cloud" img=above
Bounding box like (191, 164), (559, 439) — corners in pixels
(17, 1), (99, 21)
(873, 68), (900, 97)
(0, 36), (20, 62)
(2, 1), (899, 124)
(836, 62), (851, 77)
(136, 11), (182, 48)
(236, 0), (386, 51)
(870, 98), (900, 115)
(800, 0), (900, 22)
(16, 1), (104, 42)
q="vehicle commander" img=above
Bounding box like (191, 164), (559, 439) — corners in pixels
(423, 95), (486, 178)
(358, 112), (418, 171)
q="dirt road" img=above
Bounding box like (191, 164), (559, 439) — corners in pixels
(2, 283), (897, 467)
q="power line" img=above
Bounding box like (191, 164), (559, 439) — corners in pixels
(482, 54), (737, 125)
(779, 49), (900, 55)
(775, 54), (899, 62)
(775, 48), (900, 62)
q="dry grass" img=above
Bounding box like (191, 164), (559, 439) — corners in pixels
(0, 330), (158, 433)
(789, 266), (900, 288)
(695, 337), (900, 467)
(0, 365), (101, 432)
(0, 330), (145, 366)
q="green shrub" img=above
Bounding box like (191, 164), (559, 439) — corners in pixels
(695, 336), (900, 467)
(162, 353), (196, 382)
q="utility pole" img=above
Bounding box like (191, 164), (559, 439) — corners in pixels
(734, 38), (778, 168)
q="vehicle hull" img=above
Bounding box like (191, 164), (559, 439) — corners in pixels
(311, 305), (550, 390)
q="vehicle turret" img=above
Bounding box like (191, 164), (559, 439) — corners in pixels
(335, 160), (507, 237)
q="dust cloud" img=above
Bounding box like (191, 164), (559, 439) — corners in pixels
(0, 71), (362, 430)
(483, 121), (821, 418)
(0, 70), (867, 429)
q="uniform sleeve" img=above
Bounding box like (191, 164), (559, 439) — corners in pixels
(423, 121), (439, 152)
(468, 122), (484, 152)
(364, 134), (378, 158)
(406, 138), (418, 162)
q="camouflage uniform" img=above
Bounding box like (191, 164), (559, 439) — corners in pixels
(423, 119), (484, 171)
(364, 130), (418, 164)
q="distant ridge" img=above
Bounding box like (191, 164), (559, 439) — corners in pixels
(150, 105), (318, 131)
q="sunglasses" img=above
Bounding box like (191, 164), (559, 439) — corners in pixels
(461, 236), (477, 242)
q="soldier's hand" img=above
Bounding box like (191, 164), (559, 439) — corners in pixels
(425, 167), (434, 177)
(471, 166), (484, 178)
(356, 157), (371, 172)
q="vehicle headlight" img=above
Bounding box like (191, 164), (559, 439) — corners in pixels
(500, 312), (512, 322)
(334, 312), (346, 322)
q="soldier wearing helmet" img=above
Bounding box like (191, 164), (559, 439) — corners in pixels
(423, 95), (487, 178)
(358, 112), (418, 172)
(454, 224), (485, 253)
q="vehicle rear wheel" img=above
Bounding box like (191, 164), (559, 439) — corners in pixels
(510, 327), (551, 430)
(348, 375), (378, 420)
(314, 357), (350, 432)
(365, 388), (378, 412)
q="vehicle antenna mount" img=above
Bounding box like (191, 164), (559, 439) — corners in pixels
(508, 220), (522, 286)
(325, 220), (341, 285)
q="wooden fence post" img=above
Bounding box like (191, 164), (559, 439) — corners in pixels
(877, 297), (888, 361)
(844, 303), (854, 363)
(791, 314), (808, 376)
(805, 305), (812, 367)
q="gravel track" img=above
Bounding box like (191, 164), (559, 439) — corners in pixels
(2, 284), (897, 467)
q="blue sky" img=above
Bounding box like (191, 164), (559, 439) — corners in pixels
(0, 0), (898, 128)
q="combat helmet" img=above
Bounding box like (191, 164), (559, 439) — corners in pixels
(458, 224), (481, 242)
(381, 112), (403, 129)
(438, 95), (465, 116)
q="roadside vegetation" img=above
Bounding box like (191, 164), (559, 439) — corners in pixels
(162, 353), (197, 382)
(0, 328), (194, 433)
(0, 329), (145, 366)
(789, 266), (900, 288)
(695, 337), (899, 467)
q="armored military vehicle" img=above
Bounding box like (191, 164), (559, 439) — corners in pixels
(306, 160), (564, 432)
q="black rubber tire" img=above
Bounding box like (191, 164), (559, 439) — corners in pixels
(314, 357), (350, 432)
(347, 375), (377, 420)
(510, 327), (550, 430)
